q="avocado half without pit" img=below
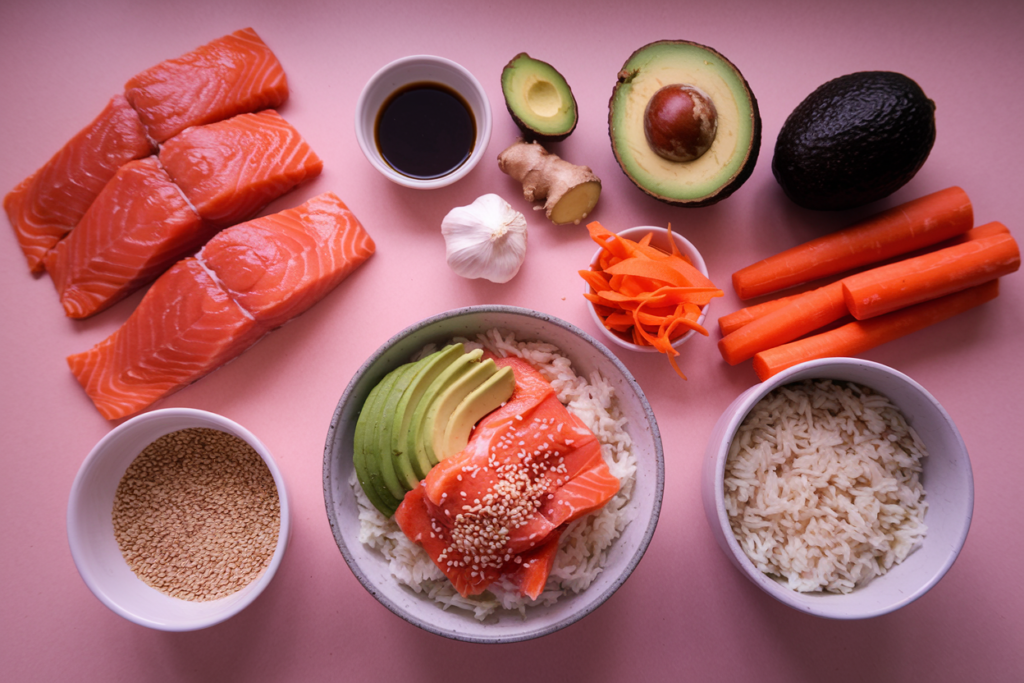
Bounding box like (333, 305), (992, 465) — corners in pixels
(501, 53), (578, 142)
(609, 40), (761, 207)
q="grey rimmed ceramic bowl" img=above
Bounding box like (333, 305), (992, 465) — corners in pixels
(323, 306), (664, 642)
(701, 358), (974, 619)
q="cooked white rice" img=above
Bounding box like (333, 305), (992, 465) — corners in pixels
(724, 379), (928, 593)
(350, 328), (637, 620)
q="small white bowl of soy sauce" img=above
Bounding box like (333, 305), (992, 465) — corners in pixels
(355, 55), (492, 189)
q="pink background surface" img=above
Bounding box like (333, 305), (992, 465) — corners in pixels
(2, 1), (1022, 680)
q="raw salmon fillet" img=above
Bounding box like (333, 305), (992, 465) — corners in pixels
(68, 192), (374, 420)
(4, 94), (155, 273)
(43, 157), (210, 319)
(199, 192), (374, 330)
(125, 27), (289, 143)
(395, 357), (620, 598)
(159, 110), (323, 228)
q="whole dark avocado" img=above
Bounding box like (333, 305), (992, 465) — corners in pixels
(772, 71), (936, 210)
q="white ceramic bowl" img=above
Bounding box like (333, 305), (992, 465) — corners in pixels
(354, 55), (492, 189)
(323, 306), (664, 642)
(701, 358), (973, 619)
(586, 226), (712, 353)
(67, 408), (290, 631)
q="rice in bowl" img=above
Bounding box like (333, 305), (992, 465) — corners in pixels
(349, 329), (637, 620)
(724, 379), (928, 593)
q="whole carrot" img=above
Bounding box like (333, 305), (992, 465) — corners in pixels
(752, 279), (999, 381)
(718, 282), (847, 365)
(733, 186), (973, 300)
(842, 228), (1019, 319)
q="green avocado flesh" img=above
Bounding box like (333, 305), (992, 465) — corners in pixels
(353, 345), (516, 517)
(609, 41), (761, 206)
(501, 53), (578, 142)
(772, 71), (936, 210)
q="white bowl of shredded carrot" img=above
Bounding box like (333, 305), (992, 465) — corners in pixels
(323, 306), (664, 643)
(582, 224), (722, 377)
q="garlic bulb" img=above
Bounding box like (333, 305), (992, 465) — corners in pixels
(441, 194), (528, 284)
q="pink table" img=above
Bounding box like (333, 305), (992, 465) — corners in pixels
(2, 1), (1022, 680)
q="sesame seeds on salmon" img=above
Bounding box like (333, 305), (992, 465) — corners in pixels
(394, 357), (620, 599)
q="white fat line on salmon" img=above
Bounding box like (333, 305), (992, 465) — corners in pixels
(193, 252), (255, 321)
(154, 153), (202, 217)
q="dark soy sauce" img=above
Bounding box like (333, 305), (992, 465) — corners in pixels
(375, 82), (475, 179)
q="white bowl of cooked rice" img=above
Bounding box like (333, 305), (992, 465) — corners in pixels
(323, 306), (664, 642)
(67, 408), (290, 631)
(701, 358), (973, 619)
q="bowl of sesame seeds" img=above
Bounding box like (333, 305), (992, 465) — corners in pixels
(67, 408), (289, 631)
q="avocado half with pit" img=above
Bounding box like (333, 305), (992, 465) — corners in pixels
(501, 53), (578, 142)
(609, 40), (761, 207)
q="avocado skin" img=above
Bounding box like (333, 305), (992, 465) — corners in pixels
(772, 71), (936, 211)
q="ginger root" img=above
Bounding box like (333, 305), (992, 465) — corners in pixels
(497, 140), (601, 225)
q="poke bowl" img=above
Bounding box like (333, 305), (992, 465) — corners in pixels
(323, 306), (664, 642)
(585, 225), (713, 353)
(701, 358), (974, 619)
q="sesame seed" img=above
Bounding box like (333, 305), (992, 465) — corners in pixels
(111, 428), (279, 602)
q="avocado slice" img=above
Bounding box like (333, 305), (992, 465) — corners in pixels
(391, 344), (467, 481)
(772, 71), (936, 210)
(501, 53), (578, 142)
(363, 365), (413, 505)
(440, 365), (516, 459)
(422, 358), (500, 465)
(373, 361), (423, 493)
(609, 40), (761, 207)
(406, 348), (484, 476)
(353, 371), (403, 516)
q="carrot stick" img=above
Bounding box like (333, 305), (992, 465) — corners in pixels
(718, 282), (847, 365)
(842, 232), (1019, 320)
(719, 221), (1010, 335)
(752, 279), (1000, 381)
(718, 291), (808, 335)
(942, 220), (1009, 246)
(732, 187), (973, 300)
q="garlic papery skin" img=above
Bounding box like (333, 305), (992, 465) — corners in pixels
(441, 194), (528, 284)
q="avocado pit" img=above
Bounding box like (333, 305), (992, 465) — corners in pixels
(644, 84), (718, 162)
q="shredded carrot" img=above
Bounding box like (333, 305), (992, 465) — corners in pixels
(581, 222), (723, 378)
